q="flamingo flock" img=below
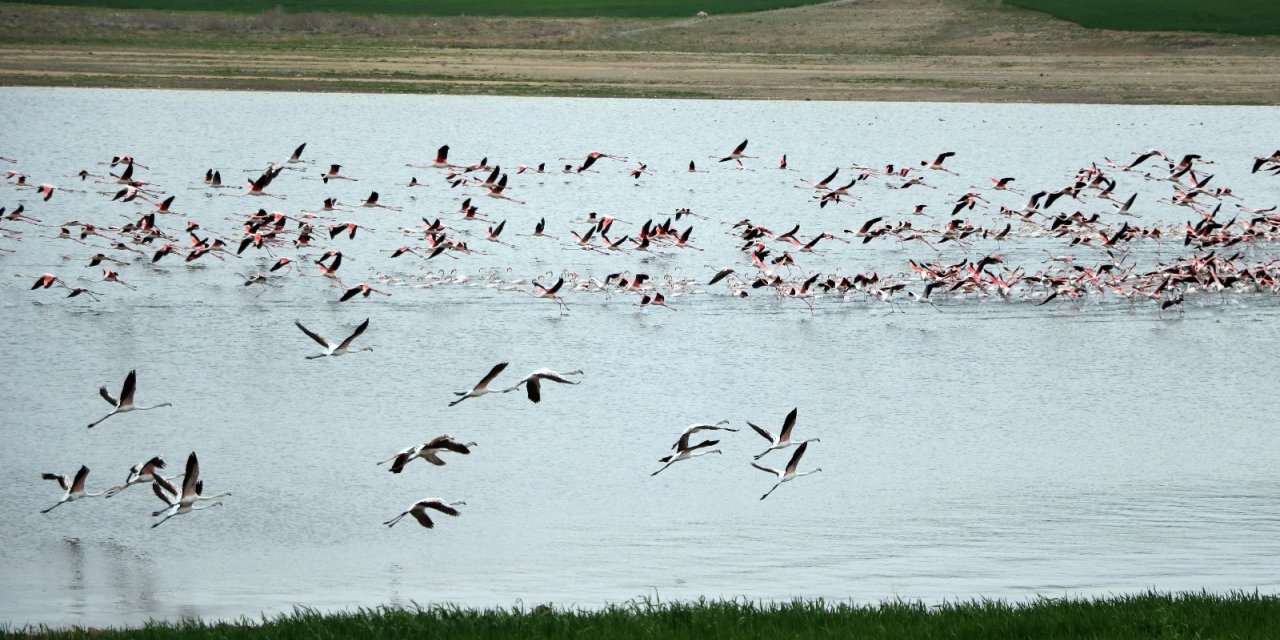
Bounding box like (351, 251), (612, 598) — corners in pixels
(3, 137), (1278, 319)
(9, 130), (1280, 531)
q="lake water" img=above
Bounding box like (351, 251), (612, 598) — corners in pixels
(1, 88), (1278, 629)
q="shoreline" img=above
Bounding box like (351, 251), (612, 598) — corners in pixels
(3, 46), (1278, 104)
(4, 592), (1278, 638)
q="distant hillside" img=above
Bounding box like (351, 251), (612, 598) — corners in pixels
(1005, 0), (1280, 36)
(5, 0), (831, 17)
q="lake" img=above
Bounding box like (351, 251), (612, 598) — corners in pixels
(1, 88), (1278, 629)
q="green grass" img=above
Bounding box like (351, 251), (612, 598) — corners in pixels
(5, 0), (829, 17)
(1005, 0), (1280, 36)
(4, 592), (1279, 639)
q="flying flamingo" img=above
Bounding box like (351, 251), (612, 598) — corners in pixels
(339, 283), (391, 302)
(528, 277), (568, 311)
(378, 435), (476, 473)
(651, 432), (722, 476)
(921, 151), (958, 174)
(104, 456), (181, 498)
(362, 191), (402, 211)
(715, 139), (756, 163)
(295, 317), (372, 359)
(752, 441), (822, 500)
(40, 465), (105, 513)
(151, 452), (230, 527)
(747, 407), (819, 460)
(318, 164), (358, 182)
(384, 498), (466, 529)
(501, 368), (584, 403)
(670, 420), (738, 449)
(244, 168), (285, 199)
(638, 292), (675, 311)
(26, 273), (66, 290)
(285, 142), (308, 165)
(88, 370), (172, 428)
(448, 362), (510, 407)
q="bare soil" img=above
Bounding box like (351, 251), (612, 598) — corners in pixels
(1, 0), (1278, 103)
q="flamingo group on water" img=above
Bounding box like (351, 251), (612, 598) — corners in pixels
(12, 133), (1280, 530)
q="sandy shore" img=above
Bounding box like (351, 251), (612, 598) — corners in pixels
(1, 0), (1279, 103)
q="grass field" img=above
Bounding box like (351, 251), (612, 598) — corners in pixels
(5, 0), (829, 17)
(1005, 0), (1280, 36)
(3, 592), (1279, 639)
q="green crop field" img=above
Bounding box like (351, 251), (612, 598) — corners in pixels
(4, 0), (829, 17)
(4, 592), (1279, 639)
(1005, 0), (1280, 36)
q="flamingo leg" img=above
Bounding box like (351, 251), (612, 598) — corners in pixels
(87, 409), (119, 429)
(760, 482), (783, 500)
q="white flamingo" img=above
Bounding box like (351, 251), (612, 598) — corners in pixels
(670, 420), (738, 449)
(747, 407), (819, 460)
(151, 452), (230, 527)
(378, 435), (476, 473)
(500, 368), (584, 403)
(88, 370), (172, 429)
(104, 455), (182, 498)
(449, 362), (509, 406)
(295, 317), (372, 359)
(384, 498), (466, 529)
(41, 465), (104, 513)
(651, 432), (722, 476)
(752, 441), (822, 500)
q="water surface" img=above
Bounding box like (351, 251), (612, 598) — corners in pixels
(1, 89), (1278, 628)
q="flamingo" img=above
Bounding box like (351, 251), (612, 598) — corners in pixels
(500, 368), (584, 403)
(104, 456), (180, 498)
(151, 452), (230, 527)
(448, 362), (509, 407)
(319, 164), (357, 182)
(651, 432), (722, 476)
(295, 318), (372, 359)
(716, 139), (755, 163)
(529, 277), (568, 311)
(362, 191), (402, 211)
(88, 370), (172, 428)
(339, 283), (391, 302)
(670, 420), (738, 449)
(384, 498), (465, 529)
(41, 465), (105, 513)
(285, 142), (308, 165)
(244, 166), (284, 198)
(378, 435), (476, 473)
(921, 151), (958, 174)
(752, 440), (822, 500)
(747, 407), (819, 460)
(27, 273), (66, 290)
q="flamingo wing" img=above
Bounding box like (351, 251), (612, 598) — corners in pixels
(476, 362), (510, 390)
(409, 508), (435, 528)
(423, 501), (461, 517)
(71, 465), (90, 493)
(42, 473), (70, 492)
(336, 318), (370, 351)
(153, 474), (178, 503)
(786, 441), (810, 475)
(746, 421), (775, 443)
(119, 370), (137, 406)
(181, 452), (200, 498)
(294, 321), (332, 349)
(751, 462), (780, 476)
(779, 408), (799, 441)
